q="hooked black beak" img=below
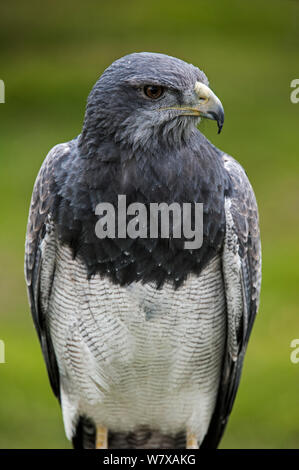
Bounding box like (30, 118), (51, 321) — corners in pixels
(194, 82), (225, 134)
(208, 108), (225, 134)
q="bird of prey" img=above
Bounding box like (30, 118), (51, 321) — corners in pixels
(25, 52), (261, 449)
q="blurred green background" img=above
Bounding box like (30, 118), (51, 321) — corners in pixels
(0, 0), (299, 449)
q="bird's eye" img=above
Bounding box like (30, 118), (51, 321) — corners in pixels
(143, 85), (164, 99)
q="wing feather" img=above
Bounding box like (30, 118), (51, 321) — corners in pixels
(25, 143), (71, 399)
(201, 153), (261, 448)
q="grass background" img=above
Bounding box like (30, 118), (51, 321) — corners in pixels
(0, 0), (299, 448)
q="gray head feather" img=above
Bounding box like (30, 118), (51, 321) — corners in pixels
(79, 52), (210, 156)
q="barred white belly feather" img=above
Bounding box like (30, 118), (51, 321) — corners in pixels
(41, 236), (226, 444)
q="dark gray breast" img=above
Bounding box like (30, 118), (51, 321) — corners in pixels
(48, 130), (229, 288)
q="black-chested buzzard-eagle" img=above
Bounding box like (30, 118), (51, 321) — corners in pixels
(25, 52), (261, 449)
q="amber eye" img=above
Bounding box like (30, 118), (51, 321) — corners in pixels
(143, 85), (164, 99)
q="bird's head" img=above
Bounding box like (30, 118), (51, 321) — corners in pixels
(80, 52), (224, 155)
